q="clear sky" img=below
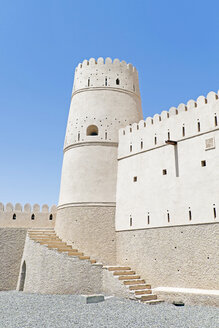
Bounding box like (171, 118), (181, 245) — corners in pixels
(0, 0), (219, 206)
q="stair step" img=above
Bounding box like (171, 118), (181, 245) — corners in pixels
(79, 256), (90, 260)
(90, 260), (96, 264)
(108, 267), (131, 271)
(140, 294), (157, 301)
(129, 284), (151, 290)
(67, 251), (84, 256)
(119, 275), (140, 280)
(124, 280), (145, 285)
(142, 299), (164, 305)
(134, 289), (152, 295)
(114, 271), (135, 276)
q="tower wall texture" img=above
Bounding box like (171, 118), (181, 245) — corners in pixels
(55, 58), (143, 264)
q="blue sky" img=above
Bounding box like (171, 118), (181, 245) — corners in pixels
(0, 0), (219, 206)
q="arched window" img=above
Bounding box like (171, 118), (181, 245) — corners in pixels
(31, 214), (35, 220)
(116, 78), (120, 85)
(86, 125), (98, 136)
(49, 214), (53, 220)
(13, 213), (16, 220)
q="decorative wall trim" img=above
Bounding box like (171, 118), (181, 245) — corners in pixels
(64, 141), (118, 153)
(71, 87), (140, 99)
(58, 202), (116, 209)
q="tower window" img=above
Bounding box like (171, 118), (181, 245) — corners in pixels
(78, 133), (80, 141)
(167, 211), (170, 223)
(182, 126), (185, 137)
(133, 176), (137, 182)
(201, 160), (206, 167)
(31, 214), (35, 220)
(105, 78), (107, 86)
(88, 78), (90, 87)
(116, 78), (120, 85)
(49, 214), (53, 220)
(12, 213), (16, 220)
(86, 125), (98, 136)
(163, 169), (167, 175)
(130, 216), (132, 227)
(154, 136), (157, 145)
(147, 213), (150, 225)
(130, 145), (132, 152)
(141, 141), (143, 149)
(189, 209), (192, 221)
(168, 131), (170, 139)
(105, 132), (107, 140)
(197, 121), (201, 132)
(213, 205), (216, 219)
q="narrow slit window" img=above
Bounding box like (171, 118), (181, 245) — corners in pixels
(78, 133), (80, 141)
(182, 126), (185, 137)
(49, 214), (53, 220)
(213, 205), (216, 219)
(189, 209), (192, 221)
(130, 216), (132, 227)
(163, 169), (167, 175)
(167, 212), (170, 223)
(215, 115), (218, 127)
(147, 213), (150, 225)
(154, 136), (157, 145)
(12, 213), (16, 220)
(123, 130), (125, 135)
(31, 214), (35, 220)
(141, 141), (143, 149)
(105, 132), (107, 140)
(168, 131), (170, 139)
(105, 78), (107, 86)
(201, 160), (206, 167)
(130, 145), (132, 152)
(116, 78), (120, 85)
(88, 78), (90, 87)
(197, 121), (200, 132)
(133, 176), (137, 182)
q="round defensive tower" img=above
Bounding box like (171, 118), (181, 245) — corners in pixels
(55, 57), (143, 264)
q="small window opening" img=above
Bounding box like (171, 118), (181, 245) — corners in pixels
(133, 84), (135, 91)
(12, 213), (16, 220)
(163, 169), (167, 175)
(88, 78), (90, 87)
(49, 214), (53, 220)
(133, 176), (137, 182)
(197, 121), (200, 132)
(147, 213), (150, 225)
(130, 144), (132, 152)
(167, 211), (170, 223)
(123, 130), (125, 135)
(78, 133), (80, 141)
(168, 131), (170, 139)
(116, 78), (120, 85)
(154, 136), (157, 145)
(189, 209), (192, 221)
(214, 115), (218, 127)
(182, 126), (185, 137)
(201, 160), (206, 167)
(31, 214), (35, 220)
(130, 127), (132, 132)
(130, 216), (132, 227)
(86, 125), (98, 136)
(105, 78), (107, 86)
(105, 132), (107, 140)
(141, 141), (143, 149)
(213, 205), (216, 219)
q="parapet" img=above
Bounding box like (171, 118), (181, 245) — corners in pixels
(0, 203), (57, 228)
(118, 90), (219, 157)
(72, 57), (140, 96)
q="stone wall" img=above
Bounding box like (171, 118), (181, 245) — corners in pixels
(116, 223), (219, 289)
(0, 228), (27, 290)
(55, 206), (116, 265)
(17, 235), (103, 294)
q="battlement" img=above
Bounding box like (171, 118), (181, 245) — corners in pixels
(0, 203), (57, 228)
(73, 57), (140, 95)
(118, 90), (219, 158)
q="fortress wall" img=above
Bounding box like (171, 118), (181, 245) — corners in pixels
(116, 91), (219, 230)
(0, 228), (27, 290)
(17, 235), (103, 294)
(118, 91), (219, 158)
(55, 206), (116, 265)
(0, 203), (57, 228)
(116, 223), (219, 289)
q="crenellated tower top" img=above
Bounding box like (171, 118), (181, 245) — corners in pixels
(72, 57), (140, 96)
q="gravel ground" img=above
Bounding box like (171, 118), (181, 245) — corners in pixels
(0, 291), (218, 328)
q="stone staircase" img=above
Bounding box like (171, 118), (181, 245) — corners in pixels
(104, 266), (163, 304)
(28, 229), (162, 304)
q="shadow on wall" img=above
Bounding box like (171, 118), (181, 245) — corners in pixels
(18, 261), (26, 291)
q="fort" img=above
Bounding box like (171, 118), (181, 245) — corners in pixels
(0, 57), (218, 306)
